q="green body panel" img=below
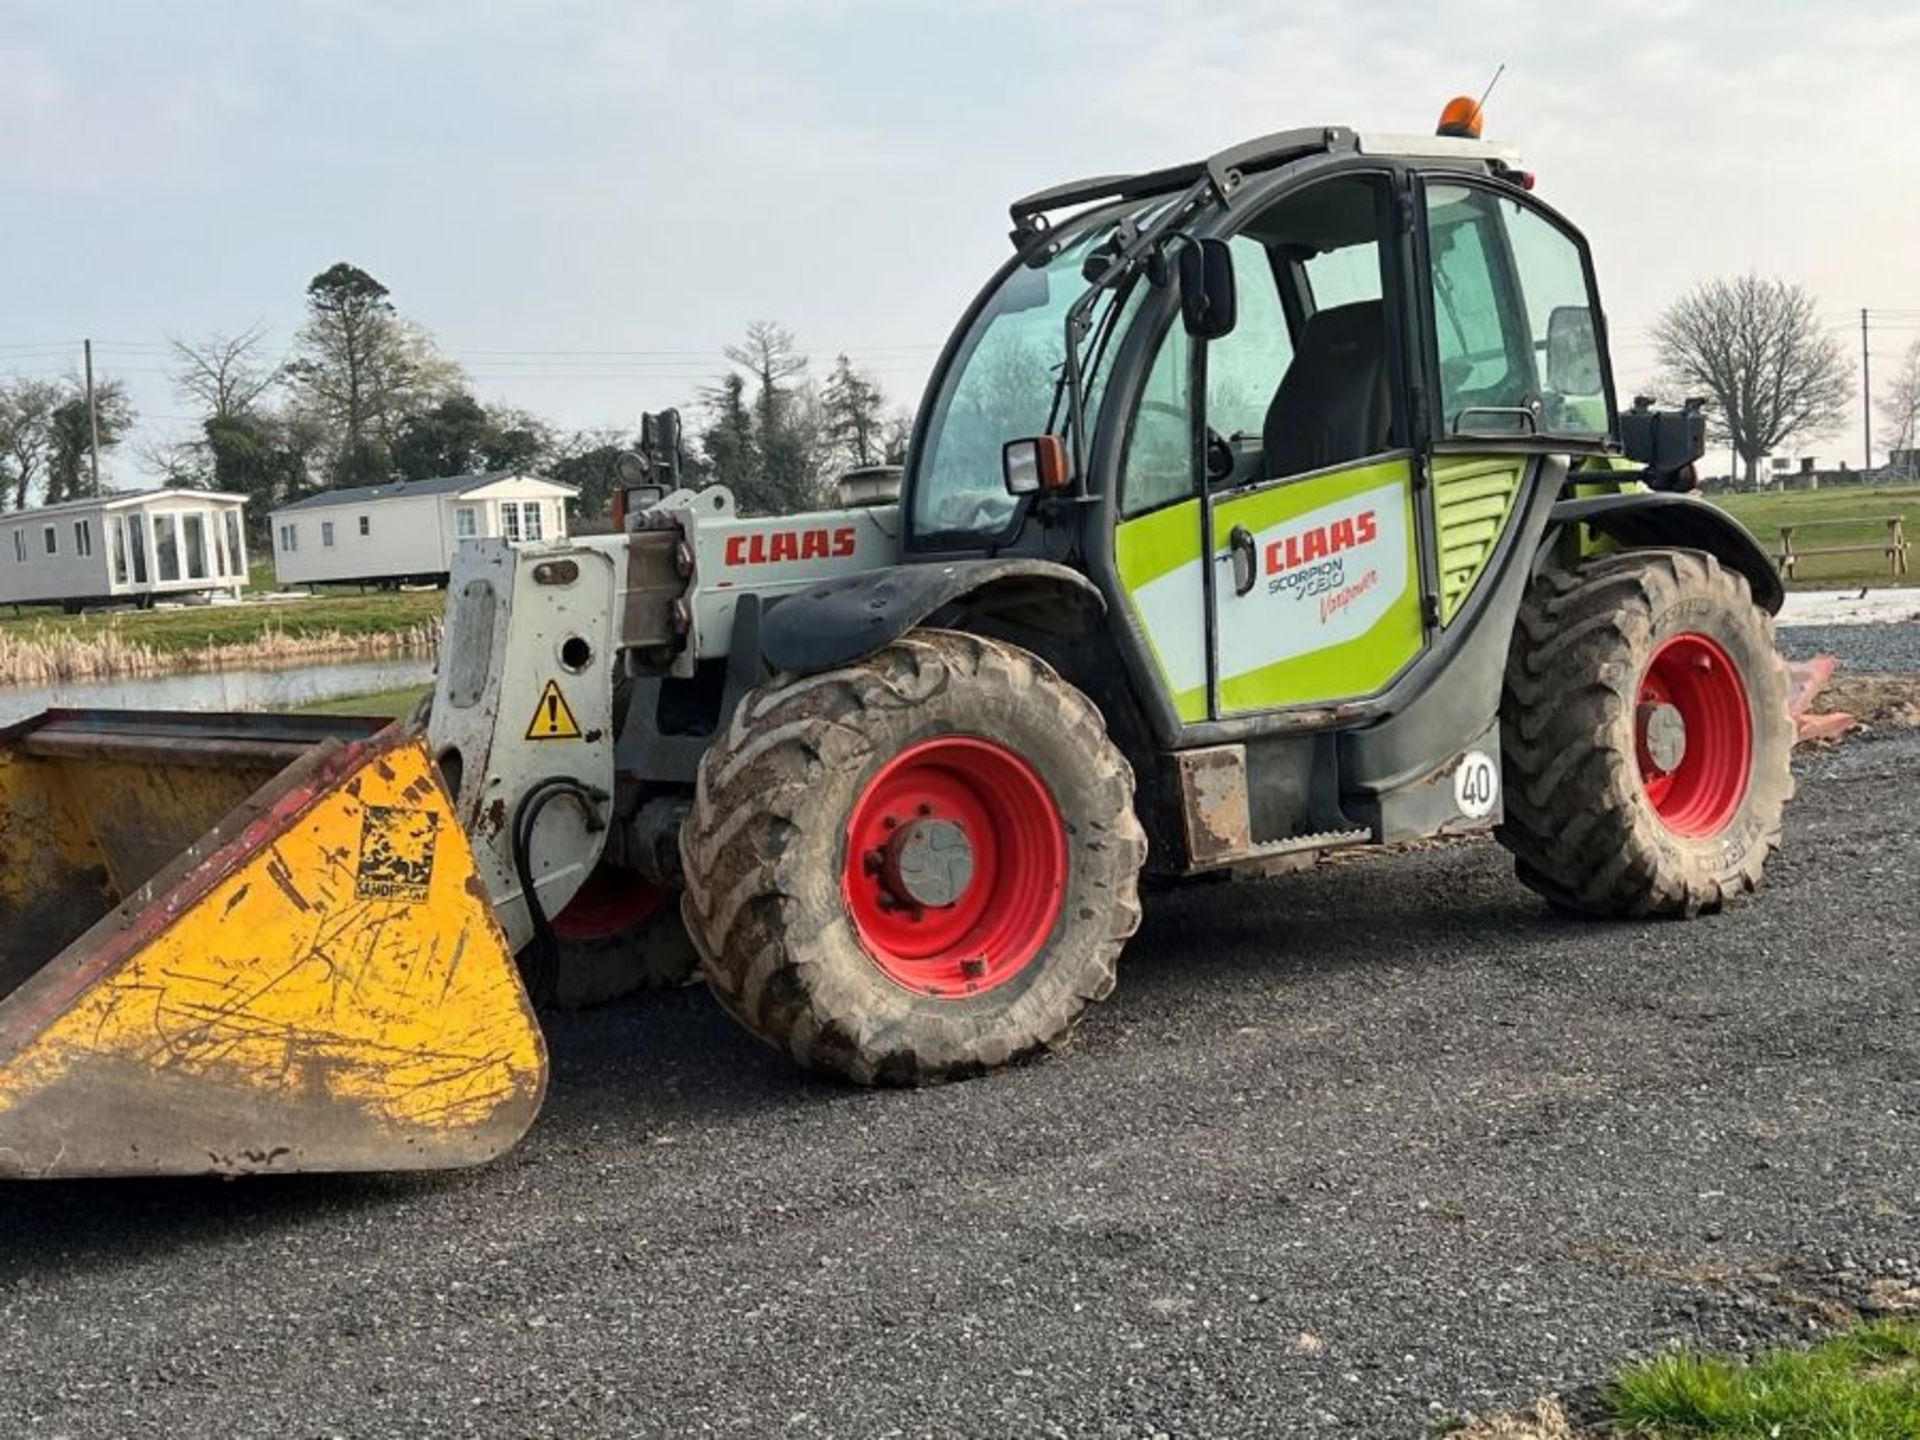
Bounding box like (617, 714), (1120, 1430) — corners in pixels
(1571, 458), (1650, 557)
(1432, 455), (1525, 624)
(1114, 497), (1209, 723)
(1210, 458), (1425, 714)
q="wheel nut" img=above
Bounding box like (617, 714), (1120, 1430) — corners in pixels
(960, 956), (987, 979)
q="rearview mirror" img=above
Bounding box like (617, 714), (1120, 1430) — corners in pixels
(1545, 306), (1602, 395)
(1178, 238), (1237, 340)
(1003, 435), (1069, 496)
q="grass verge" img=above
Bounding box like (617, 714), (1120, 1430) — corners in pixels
(1606, 1320), (1920, 1438)
(1708, 485), (1920, 590)
(0, 590), (446, 654)
(291, 684), (433, 719)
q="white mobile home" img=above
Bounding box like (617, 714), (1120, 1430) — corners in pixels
(0, 489), (249, 611)
(268, 472), (576, 587)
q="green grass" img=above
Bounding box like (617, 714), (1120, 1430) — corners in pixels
(291, 684), (432, 719)
(0, 589), (446, 655)
(1708, 485), (1920, 589)
(1607, 1321), (1920, 1438)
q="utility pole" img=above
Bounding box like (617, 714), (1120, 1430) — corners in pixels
(83, 338), (102, 497)
(1862, 309), (1872, 475)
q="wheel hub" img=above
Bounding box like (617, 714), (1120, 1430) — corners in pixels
(878, 817), (975, 909)
(1637, 700), (1687, 776)
(842, 735), (1067, 998)
(1634, 633), (1753, 837)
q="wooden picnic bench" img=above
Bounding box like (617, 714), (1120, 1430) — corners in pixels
(1775, 516), (1910, 580)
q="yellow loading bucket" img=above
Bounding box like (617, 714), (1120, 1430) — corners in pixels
(0, 711), (545, 1179)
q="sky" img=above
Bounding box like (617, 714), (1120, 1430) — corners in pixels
(4, 0), (1918, 485)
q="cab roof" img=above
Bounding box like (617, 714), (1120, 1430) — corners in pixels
(1007, 126), (1523, 243)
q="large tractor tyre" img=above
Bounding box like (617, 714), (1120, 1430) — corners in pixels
(553, 911), (701, 1007)
(1497, 548), (1793, 918)
(681, 628), (1147, 1085)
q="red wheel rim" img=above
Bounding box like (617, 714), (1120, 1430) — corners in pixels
(842, 736), (1067, 998)
(552, 865), (664, 941)
(1635, 633), (1752, 838)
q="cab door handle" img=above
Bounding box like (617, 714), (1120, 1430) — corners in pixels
(1224, 525), (1257, 597)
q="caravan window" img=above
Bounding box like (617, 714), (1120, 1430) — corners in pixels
(129, 515), (149, 583)
(279, 523), (298, 553)
(12, 531), (23, 563)
(112, 518), (129, 584)
(520, 501), (544, 541)
(224, 511), (244, 578)
(321, 521), (336, 549)
(154, 515), (181, 581)
(359, 515), (370, 537)
(455, 506), (477, 539)
(42, 526), (56, 556)
(183, 514), (209, 578)
(500, 504), (522, 542)
(73, 520), (93, 557)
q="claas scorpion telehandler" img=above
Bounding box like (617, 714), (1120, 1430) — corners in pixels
(0, 108), (1791, 1178)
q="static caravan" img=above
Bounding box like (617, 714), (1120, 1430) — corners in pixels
(269, 472), (577, 588)
(0, 489), (249, 611)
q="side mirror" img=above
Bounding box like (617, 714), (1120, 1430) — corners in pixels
(1545, 306), (1602, 395)
(1003, 435), (1070, 497)
(1178, 238), (1237, 340)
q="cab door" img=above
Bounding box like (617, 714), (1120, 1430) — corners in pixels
(1203, 172), (1427, 719)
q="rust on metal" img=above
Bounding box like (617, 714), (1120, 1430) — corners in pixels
(1176, 745), (1252, 868)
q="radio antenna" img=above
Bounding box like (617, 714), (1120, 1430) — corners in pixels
(1470, 63), (1507, 130)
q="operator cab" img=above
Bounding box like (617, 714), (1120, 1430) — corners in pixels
(900, 112), (1622, 736)
(904, 126), (1615, 552)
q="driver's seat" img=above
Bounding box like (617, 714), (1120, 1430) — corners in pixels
(1262, 300), (1391, 480)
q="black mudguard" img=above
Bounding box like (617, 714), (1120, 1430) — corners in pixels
(759, 559), (1105, 676)
(1554, 493), (1784, 614)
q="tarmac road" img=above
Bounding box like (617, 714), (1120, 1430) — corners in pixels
(2, 730), (1917, 1439)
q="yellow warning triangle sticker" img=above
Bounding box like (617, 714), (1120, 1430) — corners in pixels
(526, 678), (584, 740)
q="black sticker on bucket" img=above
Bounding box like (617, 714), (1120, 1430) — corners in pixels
(356, 806), (440, 903)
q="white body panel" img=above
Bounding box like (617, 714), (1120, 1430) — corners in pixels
(430, 535), (624, 949)
(653, 486), (901, 675)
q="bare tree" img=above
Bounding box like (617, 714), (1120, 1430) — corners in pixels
(1652, 274), (1851, 485)
(135, 435), (210, 488)
(1881, 337), (1920, 477)
(168, 322), (286, 422)
(0, 377), (61, 510)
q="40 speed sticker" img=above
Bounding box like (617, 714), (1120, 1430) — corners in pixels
(1453, 750), (1500, 819)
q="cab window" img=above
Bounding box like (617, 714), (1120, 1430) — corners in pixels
(1425, 184), (1609, 439)
(1225, 173), (1396, 481)
(1206, 237), (1295, 443)
(1119, 173), (1399, 509)
(1120, 322), (1194, 517)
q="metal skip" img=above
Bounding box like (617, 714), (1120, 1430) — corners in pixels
(0, 712), (545, 1179)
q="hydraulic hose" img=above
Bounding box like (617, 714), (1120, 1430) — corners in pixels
(510, 777), (609, 1006)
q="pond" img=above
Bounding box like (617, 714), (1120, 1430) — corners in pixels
(0, 655), (437, 727)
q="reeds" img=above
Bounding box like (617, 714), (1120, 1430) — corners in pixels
(0, 619), (442, 687)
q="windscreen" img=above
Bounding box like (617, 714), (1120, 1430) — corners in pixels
(910, 202), (1159, 542)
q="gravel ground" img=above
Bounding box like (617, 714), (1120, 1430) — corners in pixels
(3, 734), (1917, 1438)
(1776, 618), (1920, 674)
